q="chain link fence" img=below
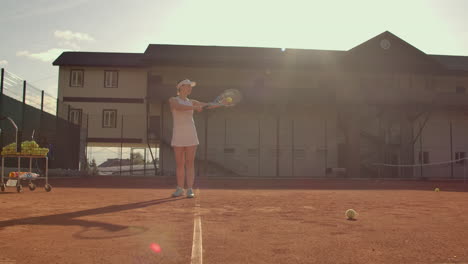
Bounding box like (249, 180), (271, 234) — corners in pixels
(0, 68), (86, 170)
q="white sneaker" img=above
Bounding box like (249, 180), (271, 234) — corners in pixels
(172, 187), (184, 197)
(186, 188), (195, 198)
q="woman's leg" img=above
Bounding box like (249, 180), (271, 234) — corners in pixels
(173, 146), (186, 189)
(185, 145), (198, 189)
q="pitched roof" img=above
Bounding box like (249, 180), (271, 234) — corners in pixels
(52, 52), (147, 67)
(143, 44), (344, 69)
(52, 32), (468, 74)
(343, 31), (446, 73)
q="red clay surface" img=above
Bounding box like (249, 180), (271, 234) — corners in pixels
(1, 176), (468, 264)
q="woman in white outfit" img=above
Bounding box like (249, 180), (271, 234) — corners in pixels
(169, 79), (208, 198)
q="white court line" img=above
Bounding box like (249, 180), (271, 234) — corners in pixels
(191, 189), (203, 264)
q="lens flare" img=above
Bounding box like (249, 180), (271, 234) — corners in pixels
(150, 243), (161, 253)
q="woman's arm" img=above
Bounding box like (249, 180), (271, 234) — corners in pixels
(169, 97), (202, 111)
(192, 99), (225, 109)
(191, 100), (209, 108)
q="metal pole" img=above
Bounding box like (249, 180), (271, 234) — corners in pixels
(0, 69), (4, 150)
(41, 90), (44, 112)
(130, 148), (133, 176)
(224, 118), (227, 176)
(22, 81), (27, 104)
(160, 102), (165, 175)
(378, 116), (382, 178)
(419, 121), (423, 178)
(276, 115), (280, 177)
(450, 120), (454, 179)
(324, 116), (328, 177)
(291, 119), (294, 177)
(144, 148), (147, 176)
(0, 68), (4, 95)
(258, 118), (261, 177)
(120, 115), (123, 176)
(39, 90), (44, 143)
(85, 114), (89, 167)
(56, 98), (59, 117)
(204, 112), (208, 177)
(20, 81), (26, 157)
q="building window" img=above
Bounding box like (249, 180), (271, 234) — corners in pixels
(294, 149), (306, 159)
(224, 148), (235, 154)
(70, 70), (84, 87)
(456, 86), (466, 94)
(102, 109), (117, 128)
(418, 151), (429, 164)
(247, 148), (258, 157)
(104, 71), (119, 88)
(455, 152), (466, 164)
(69, 108), (82, 125)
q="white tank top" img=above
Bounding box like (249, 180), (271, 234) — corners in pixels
(171, 97), (199, 147)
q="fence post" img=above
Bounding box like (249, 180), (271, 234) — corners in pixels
(0, 68), (3, 149)
(204, 112), (208, 177)
(39, 90), (44, 141)
(41, 91), (44, 112)
(56, 98), (59, 118)
(276, 115), (280, 177)
(22, 80), (26, 104)
(291, 119), (294, 177)
(85, 114), (89, 167)
(450, 120), (454, 179)
(120, 115), (124, 176)
(21, 81), (26, 142)
(160, 102), (164, 175)
(0, 68), (4, 95)
(258, 118), (261, 177)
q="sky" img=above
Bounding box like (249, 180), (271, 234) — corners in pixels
(1, 0), (468, 98)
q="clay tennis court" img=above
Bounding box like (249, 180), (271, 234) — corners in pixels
(1, 176), (468, 264)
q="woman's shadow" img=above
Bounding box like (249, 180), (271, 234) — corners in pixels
(0, 196), (184, 239)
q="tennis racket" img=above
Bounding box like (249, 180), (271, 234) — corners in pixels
(204, 89), (242, 109)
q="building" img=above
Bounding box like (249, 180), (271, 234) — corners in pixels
(53, 31), (468, 178)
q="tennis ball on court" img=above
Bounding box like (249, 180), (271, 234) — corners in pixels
(345, 209), (357, 220)
(225, 97), (233, 103)
(434, 188), (440, 192)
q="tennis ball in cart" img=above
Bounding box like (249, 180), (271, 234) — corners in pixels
(225, 97), (233, 103)
(345, 209), (357, 220)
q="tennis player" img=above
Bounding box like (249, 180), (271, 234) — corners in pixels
(169, 79), (208, 198)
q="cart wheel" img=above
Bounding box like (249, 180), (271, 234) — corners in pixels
(1, 183), (5, 192)
(45, 184), (52, 192)
(29, 183), (36, 191)
(17, 185), (23, 193)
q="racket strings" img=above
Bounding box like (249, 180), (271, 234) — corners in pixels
(219, 89), (242, 106)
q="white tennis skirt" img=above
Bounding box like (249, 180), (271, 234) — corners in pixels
(171, 126), (199, 147)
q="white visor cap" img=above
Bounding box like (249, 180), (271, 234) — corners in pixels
(177, 79), (196, 89)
